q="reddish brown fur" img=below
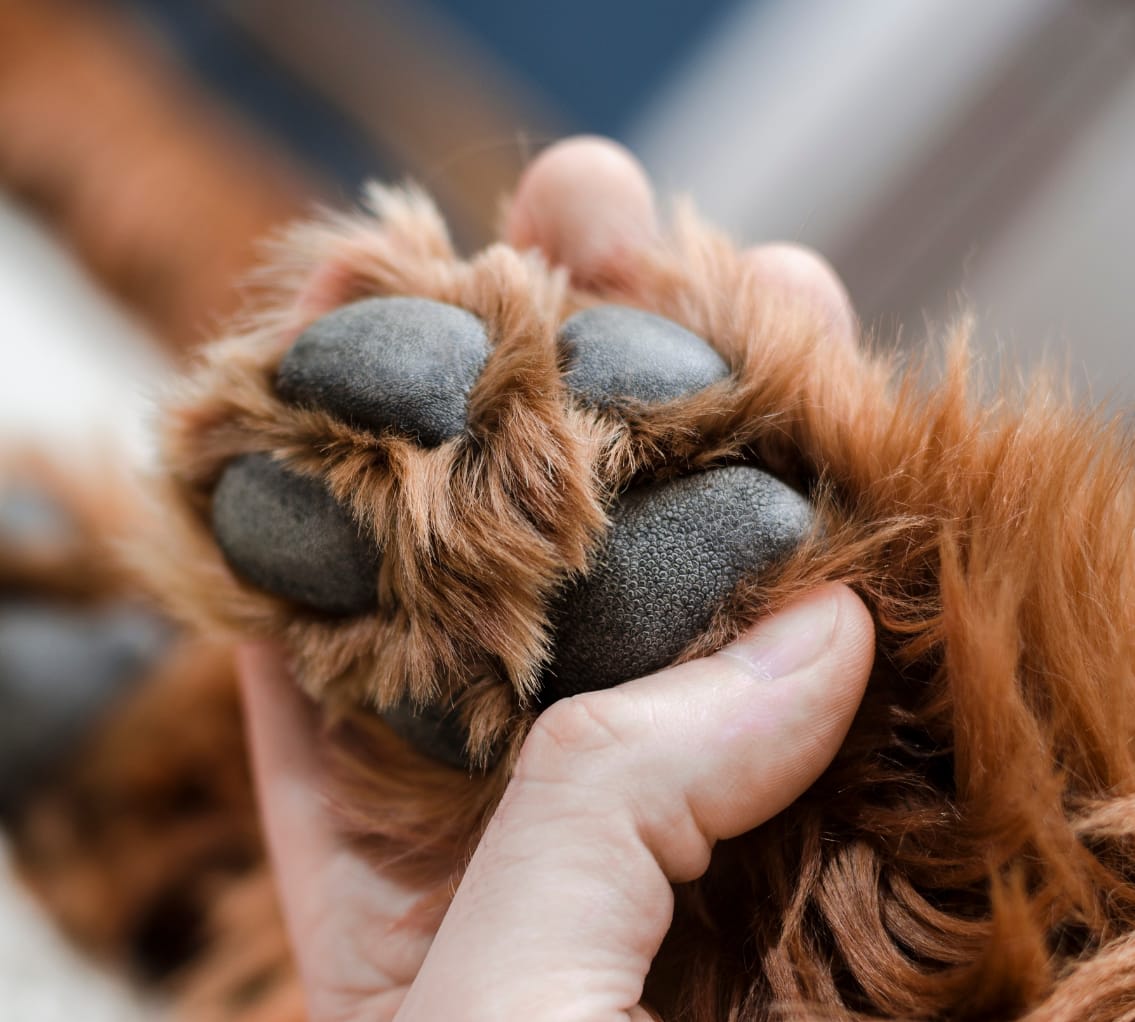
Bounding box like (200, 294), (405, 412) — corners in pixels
(0, 452), (145, 603)
(15, 185), (1135, 1020)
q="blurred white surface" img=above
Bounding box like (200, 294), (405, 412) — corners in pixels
(965, 66), (1135, 397)
(633, 0), (1054, 245)
(0, 836), (161, 1020)
(0, 195), (167, 462)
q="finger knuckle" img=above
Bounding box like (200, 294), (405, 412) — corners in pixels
(517, 690), (640, 782)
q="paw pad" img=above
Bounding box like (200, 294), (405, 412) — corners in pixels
(544, 465), (812, 701)
(211, 454), (381, 615)
(560, 304), (729, 405)
(380, 698), (470, 770)
(0, 604), (170, 806)
(0, 474), (175, 805)
(276, 296), (489, 446)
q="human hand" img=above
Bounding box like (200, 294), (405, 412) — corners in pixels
(239, 582), (872, 1022)
(236, 137), (873, 1022)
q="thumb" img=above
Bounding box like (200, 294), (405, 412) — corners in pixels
(394, 583), (874, 1022)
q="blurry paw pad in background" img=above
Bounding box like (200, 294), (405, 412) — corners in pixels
(208, 297), (815, 763)
(0, 480), (172, 809)
(0, 482), (76, 548)
(0, 602), (171, 809)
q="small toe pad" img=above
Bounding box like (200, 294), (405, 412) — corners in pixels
(211, 454), (381, 615)
(276, 296), (489, 446)
(544, 465), (814, 701)
(560, 304), (729, 405)
(380, 698), (470, 770)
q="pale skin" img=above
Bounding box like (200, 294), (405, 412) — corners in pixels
(238, 136), (875, 1022)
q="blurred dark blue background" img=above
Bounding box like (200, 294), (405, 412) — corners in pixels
(128, 0), (741, 192)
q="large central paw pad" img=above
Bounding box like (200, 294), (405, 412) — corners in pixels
(203, 287), (814, 765)
(545, 466), (811, 701)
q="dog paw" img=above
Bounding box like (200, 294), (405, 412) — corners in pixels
(151, 192), (832, 766)
(201, 280), (813, 760)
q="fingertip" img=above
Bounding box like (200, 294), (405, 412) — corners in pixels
(830, 583), (876, 689)
(742, 243), (859, 350)
(504, 135), (657, 283)
(776, 583), (874, 785)
(813, 583), (876, 738)
(701, 583), (874, 829)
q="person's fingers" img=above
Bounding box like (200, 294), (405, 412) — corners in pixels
(504, 136), (858, 359)
(504, 136), (658, 284)
(394, 583), (874, 1021)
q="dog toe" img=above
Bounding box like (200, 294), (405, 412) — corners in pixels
(560, 304), (729, 406)
(211, 453), (381, 615)
(276, 296), (490, 447)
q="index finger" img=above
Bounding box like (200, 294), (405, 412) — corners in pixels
(237, 644), (437, 1018)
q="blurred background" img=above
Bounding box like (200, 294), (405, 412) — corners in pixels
(3, 0), (1135, 421)
(0, 0), (1132, 1016)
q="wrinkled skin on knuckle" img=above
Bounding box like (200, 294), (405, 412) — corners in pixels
(517, 688), (645, 787)
(514, 689), (714, 884)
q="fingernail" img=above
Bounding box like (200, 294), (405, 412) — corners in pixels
(720, 585), (843, 681)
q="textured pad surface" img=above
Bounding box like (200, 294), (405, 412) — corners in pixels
(544, 465), (814, 702)
(0, 602), (170, 808)
(560, 304), (730, 404)
(276, 296), (489, 446)
(211, 454), (381, 615)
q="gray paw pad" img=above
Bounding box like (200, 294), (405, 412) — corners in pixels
(380, 698), (470, 770)
(543, 465), (814, 702)
(0, 484), (74, 547)
(560, 304), (729, 405)
(276, 296), (490, 446)
(0, 602), (171, 808)
(211, 454), (380, 615)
